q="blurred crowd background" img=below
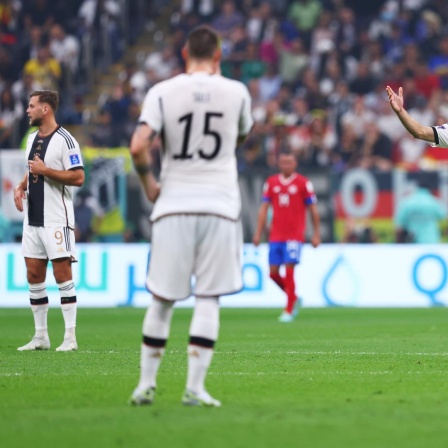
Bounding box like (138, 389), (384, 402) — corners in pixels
(1, 0), (448, 243)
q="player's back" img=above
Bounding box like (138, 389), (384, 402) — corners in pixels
(145, 73), (252, 221)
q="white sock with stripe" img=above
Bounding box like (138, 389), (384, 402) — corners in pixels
(29, 282), (49, 339)
(58, 280), (77, 339)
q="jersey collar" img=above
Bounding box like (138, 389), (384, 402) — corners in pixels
(279, 173), (297, 185)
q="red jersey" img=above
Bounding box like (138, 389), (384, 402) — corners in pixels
(263, 173), (316, 242)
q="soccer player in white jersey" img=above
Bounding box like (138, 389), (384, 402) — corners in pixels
(13, 90), (84, 352)
(129, 25), (253, 407)
(387, 85), (448, 147)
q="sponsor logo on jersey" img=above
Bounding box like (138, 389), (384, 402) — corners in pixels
(70, 154), (80, 166)
(288, 185), (298, 194)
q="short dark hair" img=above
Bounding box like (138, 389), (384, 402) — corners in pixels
(187, 25), (219, 60)
(30, 90), (59, 111)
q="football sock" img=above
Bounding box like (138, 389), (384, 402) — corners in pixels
(136, 298), (174, 391)
(187, 297), (219, 394)
(270, 271), (285, 290)
(284, 267), (297, 314)
(29, 282), (49, 338)
(58, 280), (77, 339)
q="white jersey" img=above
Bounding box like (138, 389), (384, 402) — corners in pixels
(25, 126), (84, 228)
(139, 72), (253, 221)
(431, 124), (448, 148)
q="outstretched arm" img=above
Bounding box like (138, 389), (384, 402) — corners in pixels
(386, 86), (435, 143)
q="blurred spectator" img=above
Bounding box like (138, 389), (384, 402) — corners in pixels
(288, 0), (321, 45)
(144, 45), (179, 81)
(258, 63), (282, 101)
(332, 123), (361, 171)
(24, 44), (61, 90)
(340, 95), (375, 138)
(395, 179), (446, 243)
(74, 189), (104, 242)
(19, 25), (43, 68)
(0, 86), (23, 148)
(358, 122), (393, 171)
(78, 0), (122, 65)
(212, 0), (244, 38)
(21, 0), (55, 32)
(0, 44), (18, 83)
(121, 101), (140, 145)
(279, 37), (308, 86)
(245, 2), (276, 43)
(240, 42), (266, 84)
(49, 23), (80, 76)
(88, 109), (116, 147)
(428, 35), (448, 90)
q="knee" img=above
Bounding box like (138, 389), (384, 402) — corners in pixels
(27, 270), (44, 284)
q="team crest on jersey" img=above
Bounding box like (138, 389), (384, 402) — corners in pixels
(70, 154), (80, 165)
(288, 185), (298, 194)
(273, 186), (281, 193)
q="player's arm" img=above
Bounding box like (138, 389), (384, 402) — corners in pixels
(28, 156), (84, 187)
(14, 171), (28, 212)
(253, 201), (269, 246)
(237, 85), (254, 147)
(130, 123), (160, 203)
(386, 86), (435, 142)
(308, 202), (321, 248)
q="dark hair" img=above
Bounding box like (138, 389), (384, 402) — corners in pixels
(187, 25), (219, 60)
(30, 90), (59, 111)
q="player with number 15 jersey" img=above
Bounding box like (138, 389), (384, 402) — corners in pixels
(139, 71), (253, 222)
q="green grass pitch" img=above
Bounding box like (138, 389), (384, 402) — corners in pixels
(1, 307), (447, 448)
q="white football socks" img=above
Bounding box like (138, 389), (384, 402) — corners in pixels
(29, 282), (49, 339)
(136, 298), (174, 392)
(186, 297), (220, 394)
(58, 280), (77, 339)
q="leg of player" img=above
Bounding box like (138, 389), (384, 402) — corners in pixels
(183, 297), (221, 407)
(269, 265), (285, 291)
(18, 258), (50, 351)
(130, 296), (174, 405)
(279, 263), (298, 323)
(53, 258), (78, 351)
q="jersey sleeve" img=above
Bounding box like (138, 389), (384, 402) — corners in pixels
(430, 124), (448, 148)
(262, 178), (272, 202)
(303, 179), (317, 205)
(138, 85), (162, 133)
(238, 84), (254, 137)
(62, 136), (84, 171)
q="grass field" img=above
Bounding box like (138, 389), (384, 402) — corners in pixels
(1, 307), (447, 448)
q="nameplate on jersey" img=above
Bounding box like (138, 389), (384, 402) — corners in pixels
(70, 154), (80, 166)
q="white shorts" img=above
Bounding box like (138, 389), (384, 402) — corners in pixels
(22, 224), (77, 261)
(147, 214), (243, 300)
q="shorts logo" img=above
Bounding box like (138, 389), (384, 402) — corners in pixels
(70, 154), (80, 166)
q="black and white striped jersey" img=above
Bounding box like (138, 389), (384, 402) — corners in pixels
(25, 126), (84, 228)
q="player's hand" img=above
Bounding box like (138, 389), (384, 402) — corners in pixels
(386, 86), (404, 114)
(28, 155), (47, 176)
(252, 234), (261, 246)
(14, 184), (26, 212)
(311, 233), (321, 248)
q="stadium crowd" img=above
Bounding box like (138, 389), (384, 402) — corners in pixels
(96, 0), (448, 172)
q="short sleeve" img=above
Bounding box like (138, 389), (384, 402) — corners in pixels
(303, 180), (317, 205)
(61, 134), (83, 171)
(139, 86), (162, 133)
(262, 179), (272, 202)
(238, 85), (254, 137)
(430, 124), (448, 148)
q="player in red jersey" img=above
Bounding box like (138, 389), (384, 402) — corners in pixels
(253, 152), (321, 322)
